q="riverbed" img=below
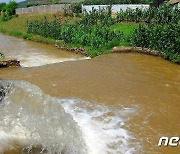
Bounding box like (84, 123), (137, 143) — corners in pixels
(0, 33), (180, 154)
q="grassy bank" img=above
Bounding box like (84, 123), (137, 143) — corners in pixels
(0, 7), (179, 62)
(0, 13), (138, 57)
(0, 14), (59, 45)
(0, 13), (82, 46)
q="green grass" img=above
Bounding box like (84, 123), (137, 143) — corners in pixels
(110, 22), (138, 36)
(0, 14), (72, 46)
(0, 13), (80, 33)
(110, 22), (139, 48)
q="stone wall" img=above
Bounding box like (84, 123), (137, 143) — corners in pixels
(16, 4), (71, 15)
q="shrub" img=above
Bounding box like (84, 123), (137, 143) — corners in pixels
(131, 23), (180, 63)
(27, 16), (62, 40)
(71, 3), (82, 14)
(0, 1), (18, 22)
(1, 13), (13, 21)
(81, 6), (114, 26)
(61, 24), (122, 49)
(0, 3), (6, 12)
(27, 9), (123, 56)
(116, 4), (180, 24)
(3, 1), (18, 16)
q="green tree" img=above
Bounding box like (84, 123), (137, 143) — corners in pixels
(150, 0), (166, 7)
(5, 1), (18, 16)
(0, 3), (6, 12)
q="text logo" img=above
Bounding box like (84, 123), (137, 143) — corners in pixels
(158, 137), (180, 147)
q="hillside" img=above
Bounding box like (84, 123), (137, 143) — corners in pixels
(18, 0), (84, 8)
(18, 0), (37, 8)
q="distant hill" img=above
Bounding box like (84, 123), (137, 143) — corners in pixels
(18, 0), (84, 8)
(18, 0), (37, 8)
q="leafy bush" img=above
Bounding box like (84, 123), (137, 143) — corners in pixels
(116, 4), (180, 24)
(27, 16), (62, 40)
(81, 6), (114, 26)
(0, 3), (6, 12)
(1, 13), (13, 21)
(61, 24), (122, 49)
(131, 23), (180, 63)
(128, 4), (180, 63)
(27, 9), (123, 56)
(71, 3), (82, 14)
(2, 1), (18, 16)
(0, 1), (18, 22)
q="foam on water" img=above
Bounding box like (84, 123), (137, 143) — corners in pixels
(0, 33), (91, 68)
(0, 80), (139, 154)
(61, 99), (139, 154)
(14, 54), (90, 67)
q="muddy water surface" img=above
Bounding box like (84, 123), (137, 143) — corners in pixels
(0, 34), (180, 154)
(0, 33), (88, 67)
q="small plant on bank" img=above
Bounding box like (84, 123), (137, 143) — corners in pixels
(27, 16), (62, 40)
(0, 52), (5, 59)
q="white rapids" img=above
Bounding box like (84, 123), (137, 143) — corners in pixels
(0, 80), (139, 154)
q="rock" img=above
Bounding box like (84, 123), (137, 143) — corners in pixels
(60, 45), (88, 56)
(0, 80), (12, 104)
(112, 46), (163, 57)
(0, 58), (21, 68)
(0, 86), (5, 103)
(0, 79), (5, 103)
(112, 46), (133, 52)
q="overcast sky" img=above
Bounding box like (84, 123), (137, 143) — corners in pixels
(0, 0), (24, 3)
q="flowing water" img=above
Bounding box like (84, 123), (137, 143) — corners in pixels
(0, 33), (180, 154)
(0, 34), (89, 67)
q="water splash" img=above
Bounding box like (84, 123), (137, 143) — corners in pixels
(61, 99), (139, 154)
(18, 56), (90, 67)
(0, 80), (139, 154)
(0, 80), (87, 154)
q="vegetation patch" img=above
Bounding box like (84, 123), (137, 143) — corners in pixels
(0, 1), (18, 21)
(116, 4), (180, 24)
(132, 23), (180, 63)
(27, 8), (125, 57)
(0, 3), (179, 63)
(0, 52), (5, 59)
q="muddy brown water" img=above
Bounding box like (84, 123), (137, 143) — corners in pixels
(0, 34), (88, 67)
(0, 33), (180, 154)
